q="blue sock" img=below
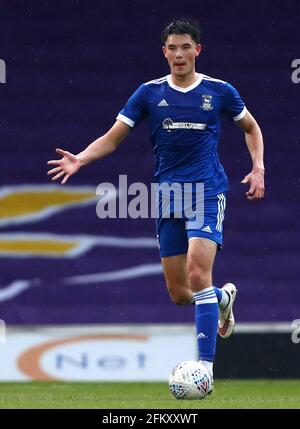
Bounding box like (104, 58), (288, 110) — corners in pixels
(194, 287), (219, 362)
(213, 286), (222, 303)
(194, 286), (221, 304)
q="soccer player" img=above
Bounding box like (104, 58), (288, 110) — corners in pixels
(47, 19), (265, 390)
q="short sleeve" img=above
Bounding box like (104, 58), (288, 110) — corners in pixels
(223, 82), (247, 121)
(117, 84), (148, 128)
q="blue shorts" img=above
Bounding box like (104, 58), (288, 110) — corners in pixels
(156, 192), (227, 258)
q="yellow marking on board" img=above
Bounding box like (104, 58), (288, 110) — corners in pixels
(0, 239), (77, 255)
(0, 190), (95, 219)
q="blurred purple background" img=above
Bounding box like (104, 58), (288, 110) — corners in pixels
(0, 0), (299, 324)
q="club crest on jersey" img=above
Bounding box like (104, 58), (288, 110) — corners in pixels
(201, 94), (213, 111)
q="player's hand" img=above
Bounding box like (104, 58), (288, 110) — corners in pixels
(47, 148), (81, 184)
(241, 168), (265, 200)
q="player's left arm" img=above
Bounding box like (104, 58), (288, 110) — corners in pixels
(236, 110), (265, 200)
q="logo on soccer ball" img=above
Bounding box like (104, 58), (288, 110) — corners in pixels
(169, 360), (212, 400)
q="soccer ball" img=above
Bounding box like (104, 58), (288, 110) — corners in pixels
(169, 360), (212, 400)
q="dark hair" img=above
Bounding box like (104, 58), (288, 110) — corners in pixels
(161, 19), (201, 44)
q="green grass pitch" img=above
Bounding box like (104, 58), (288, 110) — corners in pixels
(0, 380), (299, 409)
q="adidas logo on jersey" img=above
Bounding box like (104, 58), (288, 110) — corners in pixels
(202, 225), (212, 233)
(158, 99), (169, 107)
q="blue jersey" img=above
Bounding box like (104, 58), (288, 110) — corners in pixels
(117, 73), (246, 195)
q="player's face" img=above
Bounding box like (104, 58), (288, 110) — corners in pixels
(162, 34), (201, 78)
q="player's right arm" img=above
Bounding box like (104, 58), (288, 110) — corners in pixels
(47, 120), (131, 184)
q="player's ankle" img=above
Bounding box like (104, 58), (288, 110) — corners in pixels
(219, 288), (230, 310)
(199, 360), (213, 378)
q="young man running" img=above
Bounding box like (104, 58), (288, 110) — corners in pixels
(47, 19), (265, 389)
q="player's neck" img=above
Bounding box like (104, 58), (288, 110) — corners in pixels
(170, 71), (199, 88)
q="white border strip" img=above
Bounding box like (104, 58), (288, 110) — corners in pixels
(235, 323), (294, 333)
(233, 106), (247, 121)
(116, 114), (135, 127)
(6, 323), (294, 335)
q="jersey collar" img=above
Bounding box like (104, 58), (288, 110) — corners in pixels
(167, 73), (203, 93)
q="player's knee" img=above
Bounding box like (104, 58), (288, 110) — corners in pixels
(187, 266), (208, 289)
